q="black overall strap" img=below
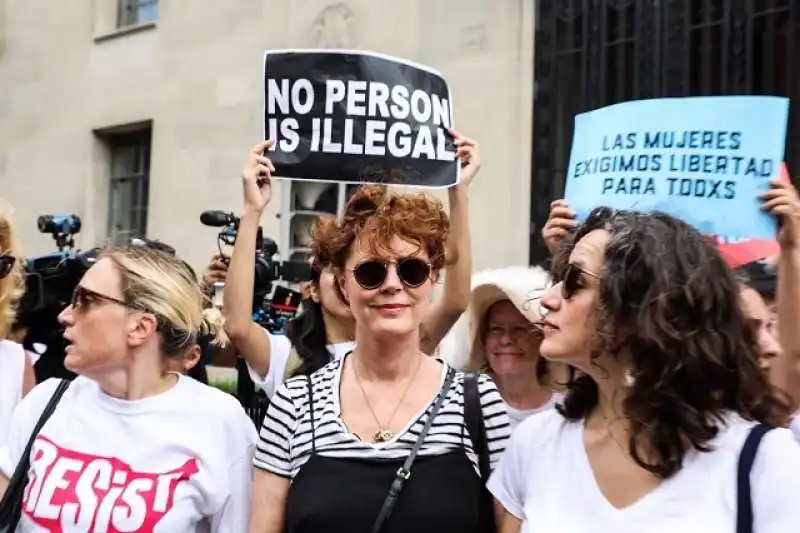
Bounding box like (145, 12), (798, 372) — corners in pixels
(0, 379), (70, 531)
(463, 372), (496, 532)
(370, 367), (456, 533)
(463, 372), (490, 481)
(305, 375), (316, 454)
(735, 423), (774, 533)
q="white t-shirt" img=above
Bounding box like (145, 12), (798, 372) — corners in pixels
(0, 374), (258, 532)
(488, 409), (800, 533)
(246, 330), (355, 397)
(505, 392), (563, 431)
(791, 416), (800, 442)
(0, 339), (26, 446)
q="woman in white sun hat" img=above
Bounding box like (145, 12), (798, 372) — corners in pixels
(440, 266), (566, 430)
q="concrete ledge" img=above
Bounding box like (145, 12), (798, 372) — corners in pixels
(94, 21), (157, 44)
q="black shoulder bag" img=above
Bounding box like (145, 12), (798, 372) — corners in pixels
(369, 367), (456, 533)
(0, 379), (70, 532)
(464, 372), (496, 532)
(735, 423), (774, 533)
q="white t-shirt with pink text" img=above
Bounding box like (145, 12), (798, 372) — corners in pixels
(0, 374), (257, 532)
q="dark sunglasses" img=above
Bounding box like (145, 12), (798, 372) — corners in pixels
(71, 285), (130, 312)
(0, 255), (16, 279)
(560, 263), (601, 300)
(350, 257), (432, 290)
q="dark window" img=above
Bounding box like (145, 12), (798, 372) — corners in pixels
(118, 0), (158, 28)
(531, 0), (800, 265)
(107, 129), (152, 246)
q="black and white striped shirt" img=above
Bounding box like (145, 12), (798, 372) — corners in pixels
(254, 357), (511, 479)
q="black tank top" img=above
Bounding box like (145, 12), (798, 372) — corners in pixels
(284, 376), (492, 533)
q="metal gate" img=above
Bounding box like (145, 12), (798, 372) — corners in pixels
(530, 0), (800, 265)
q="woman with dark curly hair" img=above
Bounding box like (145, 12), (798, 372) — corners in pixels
(250, 185), (510, 533)
(489, 207), (800, 532)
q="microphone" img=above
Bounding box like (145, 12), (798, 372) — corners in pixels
(200, 210), (237, 227)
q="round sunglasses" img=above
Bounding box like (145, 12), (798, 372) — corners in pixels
(349, 257), (431, 290)
(0, 255), (16, 280)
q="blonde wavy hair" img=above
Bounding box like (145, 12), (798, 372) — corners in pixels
(103, 246), (228, 356)
(0, 200), (26, 338)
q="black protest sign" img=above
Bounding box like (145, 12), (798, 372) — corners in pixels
(262, 50), (459, 188)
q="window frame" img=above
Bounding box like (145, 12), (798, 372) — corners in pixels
(107, 130), (152, 246)
(117, 0), (158, 28)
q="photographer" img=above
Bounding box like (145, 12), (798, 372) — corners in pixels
(0, 200), (35, 446)
(224, 135), (478, 396)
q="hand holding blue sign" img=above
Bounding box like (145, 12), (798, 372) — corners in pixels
(542, 199), (578, 255)
(760, 178), (800, 250)
(564, 96), (789, 240)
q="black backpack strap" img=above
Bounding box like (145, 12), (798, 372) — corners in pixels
(370, 366), (456, 533)
(464, 372), (491, 481)
(305, 375), (316, 454)
(0, 379), (71, 529)
(736, 423), (775, 533)
(463, 372), (497, 532)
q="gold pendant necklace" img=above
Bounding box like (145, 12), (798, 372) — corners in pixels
(353, 354), (423, 443)
(373, 429), (395, 443)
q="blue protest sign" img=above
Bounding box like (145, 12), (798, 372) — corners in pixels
(564, 96), (789, 240)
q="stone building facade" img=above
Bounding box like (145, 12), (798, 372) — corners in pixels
(0, 0), (535, 275)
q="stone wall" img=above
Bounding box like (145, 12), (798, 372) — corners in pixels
(0, 0), (535, 273)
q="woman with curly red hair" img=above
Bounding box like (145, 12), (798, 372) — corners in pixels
(223, 135), (477, 400)
(249, 177), (510, 531)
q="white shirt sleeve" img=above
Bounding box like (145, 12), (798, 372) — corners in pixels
(244, 330), (293, 398)
(751, 426), (800, 532)
(0, 445), (11, 479)
(0, 340), (27, 447)
(790, 416), (800, 442)
(210, 451), (255, 532)
(208, 395), (258, 532)
(253, 380), (300, 477)
(486, 414), (532, 520)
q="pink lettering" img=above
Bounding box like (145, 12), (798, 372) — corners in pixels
(20, 436), (199, 533)
(24, 438), (59, 513)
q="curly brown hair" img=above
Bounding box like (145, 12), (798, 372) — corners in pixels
(552, 207), (793, 479)
(311, 185), (450, 276)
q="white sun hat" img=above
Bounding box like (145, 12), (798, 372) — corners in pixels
(438, 266), (552, 370)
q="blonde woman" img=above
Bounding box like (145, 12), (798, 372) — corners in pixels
(0, 200), (35, 447)
(442, 267), (565, 430)
(0, 246), (256, 532)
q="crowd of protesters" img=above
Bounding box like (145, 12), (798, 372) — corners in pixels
(0, 132), (799, 532)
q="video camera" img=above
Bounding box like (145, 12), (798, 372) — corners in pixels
(200, 210), (310, 333)
(16, 214), (100, 381)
